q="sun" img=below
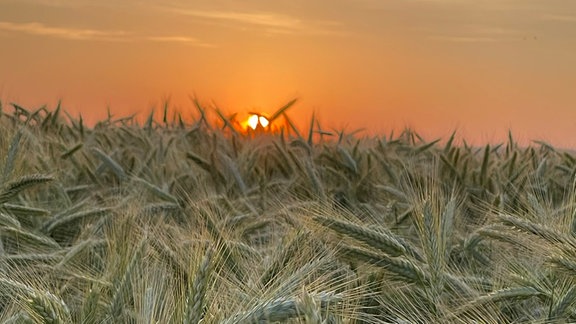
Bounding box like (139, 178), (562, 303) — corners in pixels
(246, 113), (269, 130)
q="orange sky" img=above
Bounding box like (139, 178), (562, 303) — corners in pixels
(1, 0), (576, 147)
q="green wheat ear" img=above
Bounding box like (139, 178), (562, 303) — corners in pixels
(184, 247), (214, 324)
(0, 277), (71, 324)
(0, 174), (54, 204)
(1, 129), (24, 184)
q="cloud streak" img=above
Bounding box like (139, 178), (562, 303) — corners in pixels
(541, 14), (576, 23)
(424, 24), (523, 43)
(0, 21), (128, 40)
(145, 35), (215, 47)
(428, 35), (499, 43)
(0, 21), (212, 46)
(159, 6), (345, 36)
(166, 9), (302, 29)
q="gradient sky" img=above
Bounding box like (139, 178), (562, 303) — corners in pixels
(1, 0), (576, 147)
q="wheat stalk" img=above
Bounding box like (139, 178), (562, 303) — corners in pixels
(108, 238), (146, 320)
(0, 174), (54, 204)
(42, 207), (113, 234)
(498, 213), (576, 249)
(1, 129), (24, 184)
(550, 285), (576, 320)
(339, 245), (428, 285)
(313, 215), (421, 260)
(460, 286), (543, 313)
(1, 226), (60, 250)
(184, 247), (214, 324)
(0, 277), (71, 324)
(223, 292), (341, 324)
(92, 147), (126, 180)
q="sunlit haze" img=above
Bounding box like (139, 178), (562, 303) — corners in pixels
(1, 0), (576, 147)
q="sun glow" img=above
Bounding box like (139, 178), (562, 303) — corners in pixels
(247, 114), (269, 130)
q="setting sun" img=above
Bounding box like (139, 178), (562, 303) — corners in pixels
(247, 114), (270, 130)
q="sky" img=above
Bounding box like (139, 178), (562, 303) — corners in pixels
(1, 0), (576, 147)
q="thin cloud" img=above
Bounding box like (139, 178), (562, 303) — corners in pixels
(1, 0), (123, 9)
(145, 36), (215, 47)
(0, 0), (81, 7)
(163, 8), (302, 29)
(429, 35), (499, 43)
(160, 6), (345, 36)
(472, 26), (521, 36)
(541, 14), (576, 23)
(424, 24), (522, 43)
(0, 21), (129, 41)
(0, 21), (213, 46)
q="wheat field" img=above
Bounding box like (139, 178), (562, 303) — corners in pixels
(1, 100), (575, 323)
